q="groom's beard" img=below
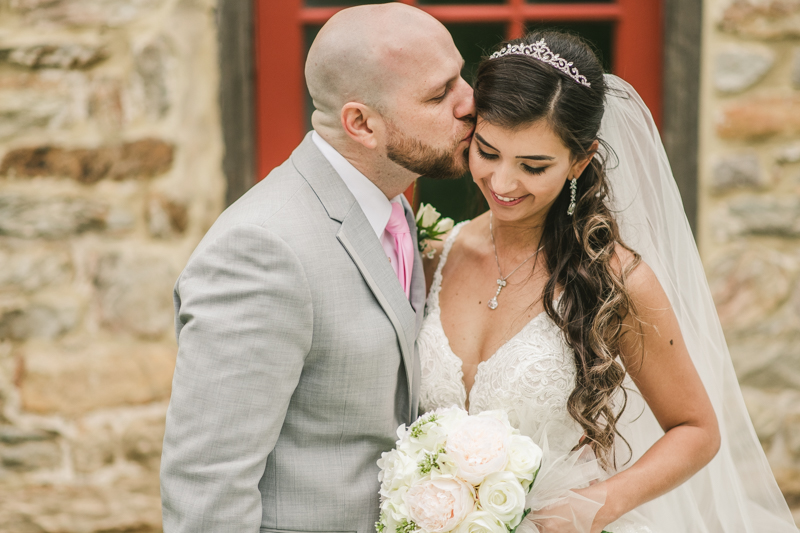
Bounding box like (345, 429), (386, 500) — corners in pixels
(386, 122), (470, 180)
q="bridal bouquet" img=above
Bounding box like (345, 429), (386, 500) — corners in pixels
(375, 407), (542, 533)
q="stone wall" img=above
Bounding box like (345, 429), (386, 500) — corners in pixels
(0, 0), (225, 531)
(700, 0), (800, 520)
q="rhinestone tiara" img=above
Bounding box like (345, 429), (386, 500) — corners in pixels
(489, 39), (591, 88)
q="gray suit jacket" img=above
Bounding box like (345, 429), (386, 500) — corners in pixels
(161, 133), (425, 533)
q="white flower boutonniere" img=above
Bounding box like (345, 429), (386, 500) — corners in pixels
(415, 203), (454, 259)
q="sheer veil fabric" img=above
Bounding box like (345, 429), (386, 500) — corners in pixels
(601, 74), (797, 531)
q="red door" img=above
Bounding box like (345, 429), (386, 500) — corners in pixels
(254, 0), (663, 202)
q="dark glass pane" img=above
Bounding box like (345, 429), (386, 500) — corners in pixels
(524, 20), (613, 72)
(304, 0), (384, 6)
(419, 0), (504, 4)
(303, 25), (322, 133)
(527, 0), (612, 3)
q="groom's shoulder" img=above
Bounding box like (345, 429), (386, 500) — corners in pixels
(225, 157), (315, 225)
(190, 151), (340, 255)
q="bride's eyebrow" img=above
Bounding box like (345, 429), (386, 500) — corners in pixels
(476, 133), (554, 161)
(475, 133), (498, 151)
(517, 154), (554, 161)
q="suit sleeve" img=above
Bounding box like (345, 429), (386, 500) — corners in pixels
(160, 223), (313, 533)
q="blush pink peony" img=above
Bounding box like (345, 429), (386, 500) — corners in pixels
(445, 416), (510, 485)
(404, 478), (476, 532)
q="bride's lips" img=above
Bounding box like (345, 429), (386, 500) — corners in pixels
(489, 188), (528, 206)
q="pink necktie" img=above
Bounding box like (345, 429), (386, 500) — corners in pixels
(385, 202), (414, 298)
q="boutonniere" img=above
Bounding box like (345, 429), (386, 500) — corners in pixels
(415, 203), (454, 259)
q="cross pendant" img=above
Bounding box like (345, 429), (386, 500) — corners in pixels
(488, 279), (507, 310)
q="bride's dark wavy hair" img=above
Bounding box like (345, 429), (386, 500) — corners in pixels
(474, 31), (641, 469)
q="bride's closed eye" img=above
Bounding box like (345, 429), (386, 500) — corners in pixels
(475, 145), (498, 160)
(520, 164), (547, 176)
(476, 146), (548, 176)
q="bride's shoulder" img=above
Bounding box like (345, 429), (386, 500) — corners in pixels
(421, 215), (486, 289)
(611, 243), (665, 304)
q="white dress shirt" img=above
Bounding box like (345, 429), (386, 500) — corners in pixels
(312, 131), (403, 276)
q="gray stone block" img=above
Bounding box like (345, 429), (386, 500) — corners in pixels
(0, 193), (109, 239)
(711, 152), (763, 191)
(776, 143), (800, 165)
(714, 44), (775, 94)
(728, 195), (800, 237)
(3, 44), (106, 69)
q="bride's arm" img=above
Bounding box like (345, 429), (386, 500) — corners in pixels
(589, 250), (721, 529)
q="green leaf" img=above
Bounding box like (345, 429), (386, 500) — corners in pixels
(418, 446), (446, 474)
(409, 413), (439, 439)
(396, 519), (419, 533)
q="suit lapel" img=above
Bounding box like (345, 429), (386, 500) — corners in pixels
(404, 196), (426, 332)
(291, 133), (417, 416)
(337, 212), (416, 411)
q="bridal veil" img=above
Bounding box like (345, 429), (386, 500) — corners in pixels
(601, 74), (797, 532)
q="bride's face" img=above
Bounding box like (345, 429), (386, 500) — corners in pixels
(470, 118), (592, 225)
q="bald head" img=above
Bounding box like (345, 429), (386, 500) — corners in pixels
(305, 3), (455, 132)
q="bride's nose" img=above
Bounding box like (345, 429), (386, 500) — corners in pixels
(490, 169), (519, 197)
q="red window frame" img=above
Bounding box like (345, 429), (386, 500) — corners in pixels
(254, 0), (663, 182)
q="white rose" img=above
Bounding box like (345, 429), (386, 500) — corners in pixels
(404, 478), (476, 532)
(504, 435), (543, 490)
(378, 449), (420, 498)
(475, 409), (514, 429)
(477, 471), (527, 526)
(433, 407), (469, 432)
(416, 203), (441, 227)
(445, 416), (511, 485)
(435, 217), (454, 233)
(454, 511), (507, 533)
(404, 413), (448, 456)
(381, 485), (410, 527)
(412, 422), (449, 455)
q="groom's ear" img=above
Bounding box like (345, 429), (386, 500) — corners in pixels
(341, 102), (382, 150)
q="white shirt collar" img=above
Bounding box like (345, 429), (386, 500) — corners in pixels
(312, 131), (400, 238)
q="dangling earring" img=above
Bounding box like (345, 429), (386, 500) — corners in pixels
(567, 178), (577, 216)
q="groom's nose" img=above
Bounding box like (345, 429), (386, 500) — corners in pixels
(453, 78), (475, 120)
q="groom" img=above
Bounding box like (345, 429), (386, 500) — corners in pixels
(160, 4), (475, 533)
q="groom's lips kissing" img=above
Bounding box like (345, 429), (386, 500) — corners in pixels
(489, 187), (527, 207)
(461, 125), (475, 143)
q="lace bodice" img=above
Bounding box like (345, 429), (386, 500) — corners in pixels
(418, 222), (583, 451)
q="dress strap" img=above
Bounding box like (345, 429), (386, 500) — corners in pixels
(427, 220), (468, 311)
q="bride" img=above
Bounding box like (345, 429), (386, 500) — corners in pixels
(417, 31), (798, 532)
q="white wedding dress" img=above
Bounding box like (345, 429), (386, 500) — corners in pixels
(418, 222), (655, 533)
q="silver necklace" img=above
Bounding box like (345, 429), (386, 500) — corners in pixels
(487, 212), (544, 310)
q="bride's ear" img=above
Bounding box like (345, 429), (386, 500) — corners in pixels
(341, 102), (382, 150)
(573, 139), (599, 177)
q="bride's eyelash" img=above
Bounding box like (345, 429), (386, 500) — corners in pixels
(476, 146), (498, 160)
(477, 146), (548, 176)
(522, 164), (547, 176)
